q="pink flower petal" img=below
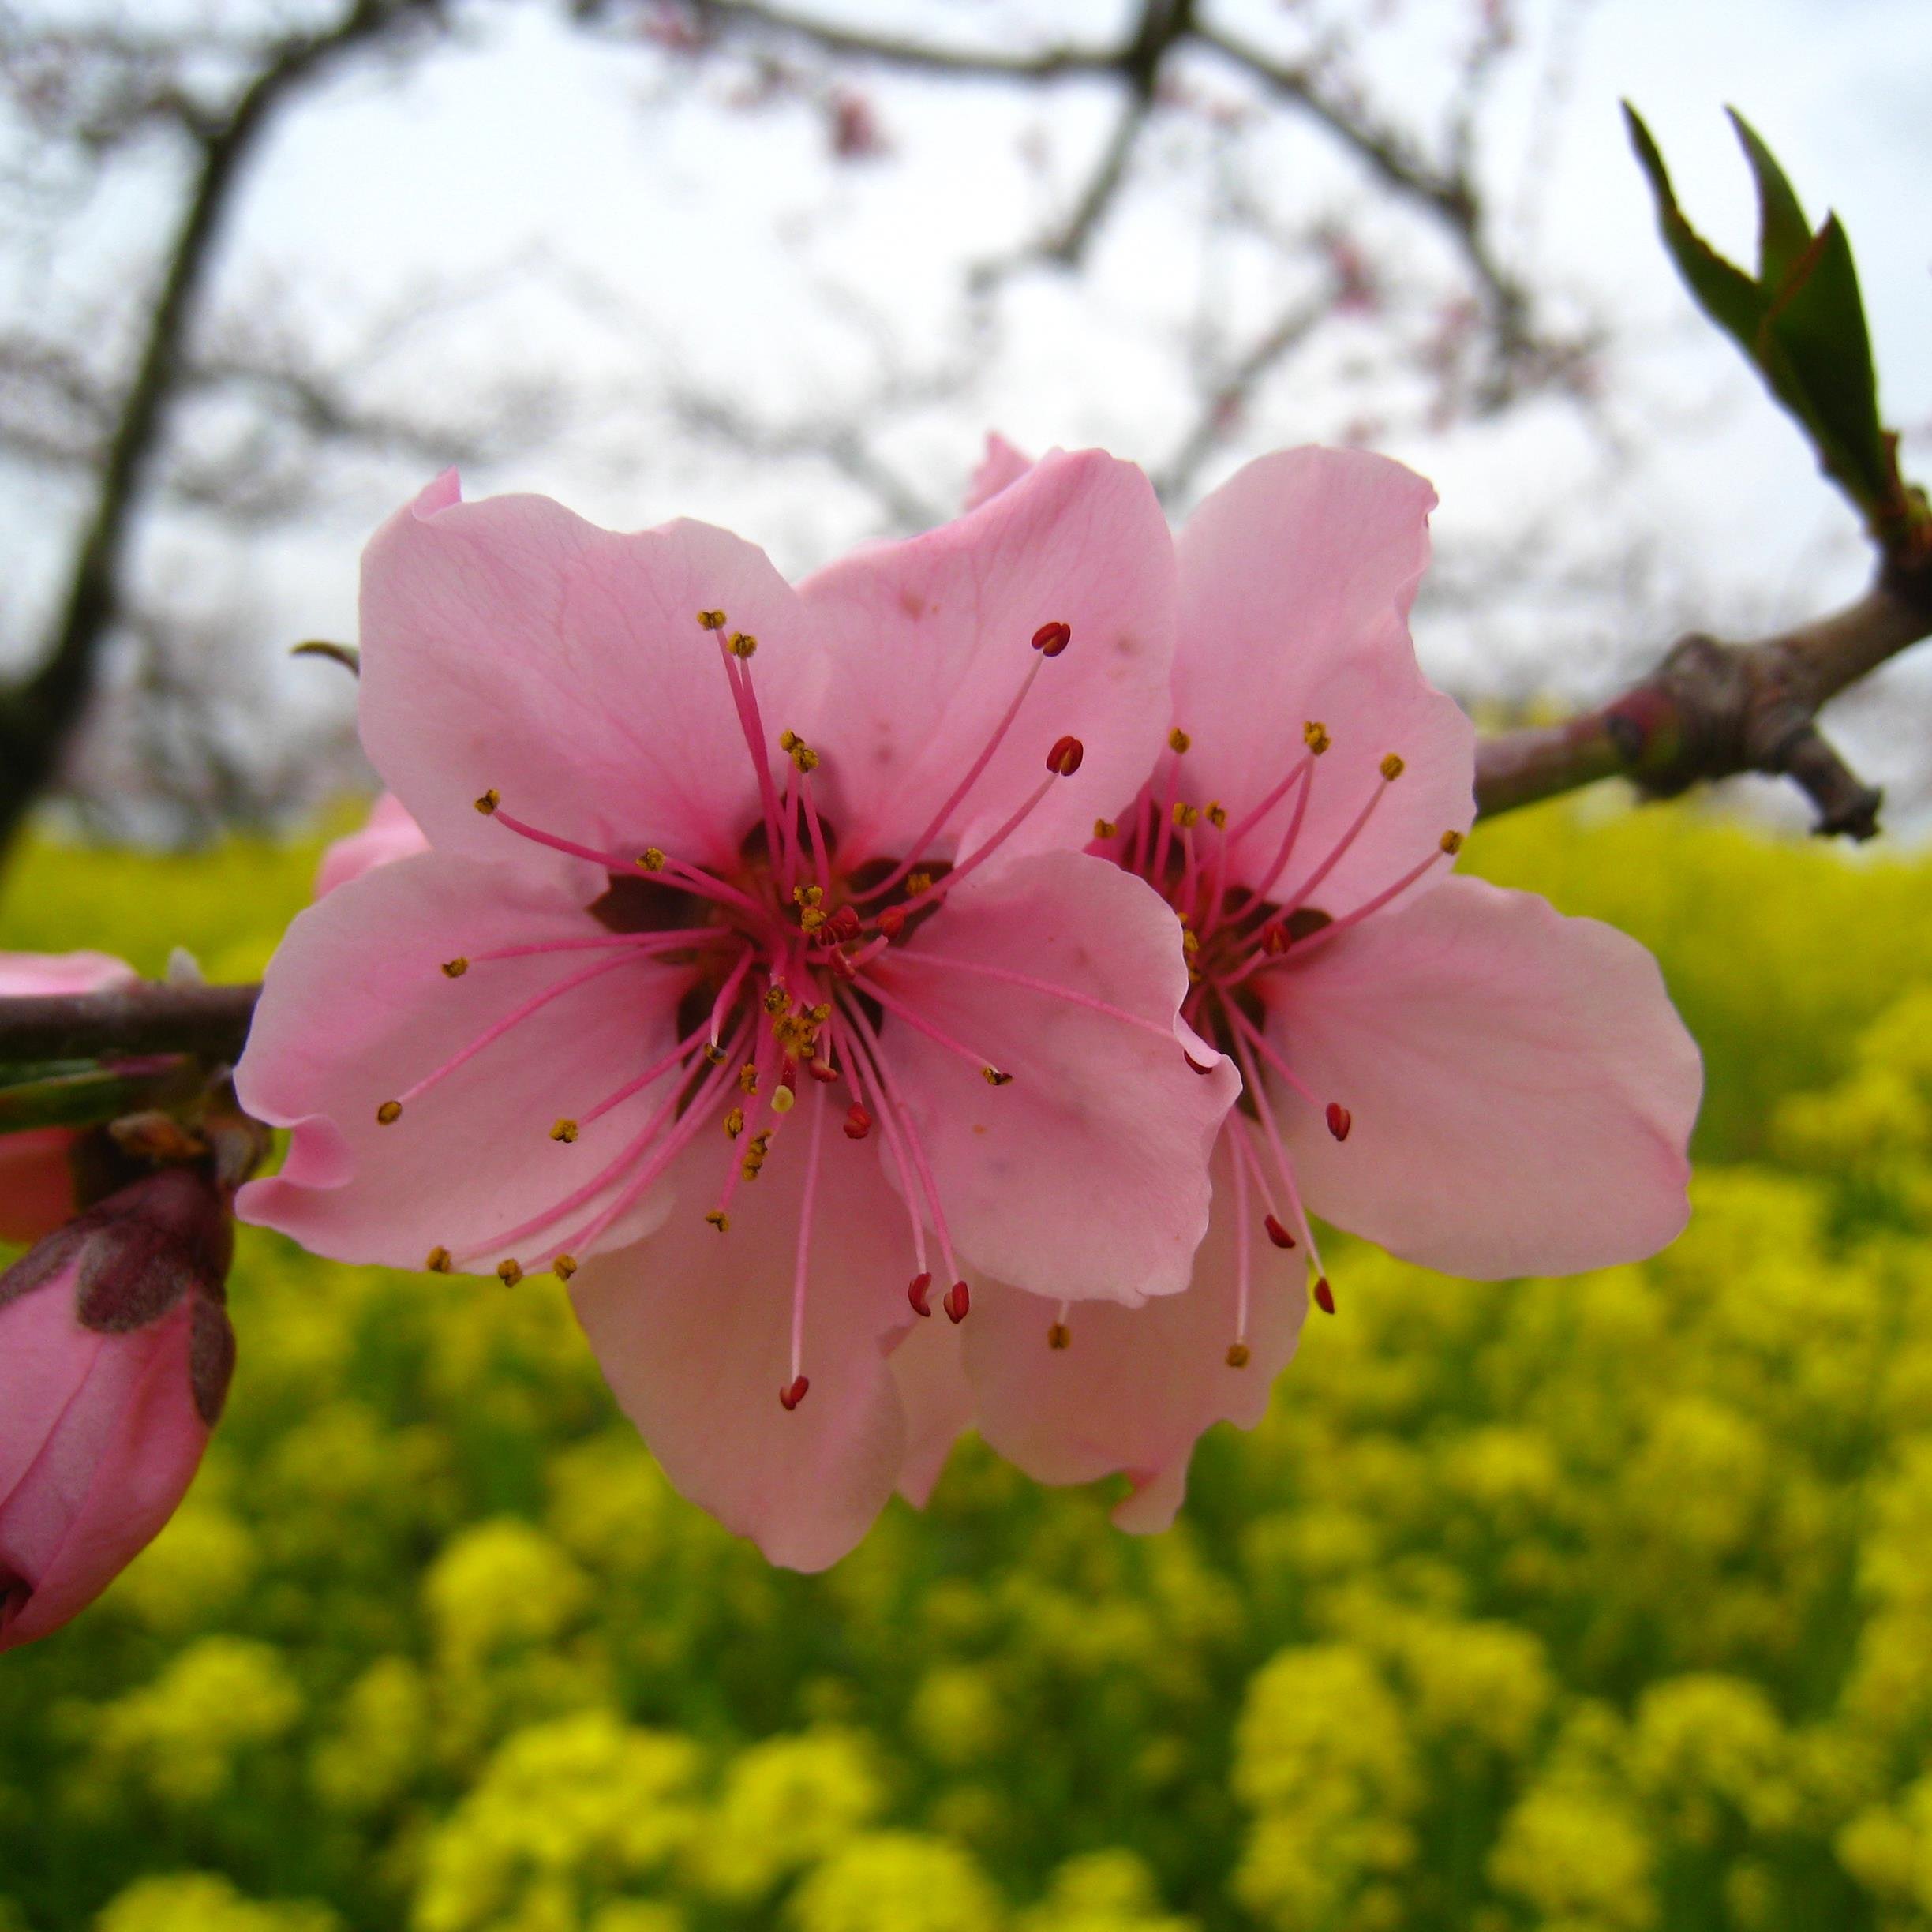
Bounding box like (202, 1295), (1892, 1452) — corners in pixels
(800, 450), (1175, 871)
(360, 483), (825, 878)
(314, 792), (429, 897)
(1266, 874), (1702, 1278)
(568, 1127), (916, 1571)
(965, 1138), (1306, 1530)
(1173, 447), (1474, 912)
(886, 1316), (974, 1507)
(237, 852), (687, 1270)
(961, 432), (1035, 512)
(0, 952), (137, 998)
(873, 851), (1237, 1306)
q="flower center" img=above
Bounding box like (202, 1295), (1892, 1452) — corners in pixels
(376, 612), (1091, 1410)
(1095, 721), (1465, 1358)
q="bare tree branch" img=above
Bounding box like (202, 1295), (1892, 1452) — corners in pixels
(0, 0), (448, 859)
(1473, 559), (1932, 836)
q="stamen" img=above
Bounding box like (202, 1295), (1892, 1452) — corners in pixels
(1326, 1102), (1351, 1142)
(1264, 830), (1464, 960)
(852, 635), (1060, 899)
(835, 1011), (930, 1282)
(1227, 1121), (1253, 1364)
(779, 1376), (811, 1410)
(712, 623), (787, 862)
(1046, 734), (1084, 777)
(908, 1272), (934, 1317)
(787, 1083), (829, 1392)
(443, 958), (468, 979)
(497, 1259), (522, 1287)
(464, 930), (720, 968)
(390, 949), (638, 1111)
(582, 1014), (719, 1129)
(1031, 620), (1072, 656)
(425, 1246), (451, 1272)
(862, 975), (1011, 1082)
(844, 1103), (872, 1139)
(841, 996), (962, 1287)
(900, 771), (1059, 912)
(1047, 1299), (1072, 1350)
(1313, 1276), (1337, 1315)
(1277, 758), (1405, 914)
(943, 1279), (970, 1324)
(553, 1253), (577, 1281)
(551, 1118), (579, 1143)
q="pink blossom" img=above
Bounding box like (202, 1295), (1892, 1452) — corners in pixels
(236, 455), (1237, 1570)
(953, 442), (1702, 1527)
(0, 951), (138, 1245)
(314, 791), (429, 897)
(0, 1168), (235, 1649)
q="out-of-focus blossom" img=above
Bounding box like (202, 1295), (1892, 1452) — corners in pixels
(0, 950), (138, 1245)
(952, 440), (1702, 1526)
(314, 793), (428, 899)
(0, 1167), (236, 1650)
(237, 458), (1236, 1568)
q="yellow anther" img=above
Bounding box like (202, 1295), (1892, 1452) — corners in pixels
(705, 1211), (730, 1233)
(1171, 801), (1200, 829)
(763, 985), (792, 1015)
(441, 957), (469, 979)
(728, 630), (758, 658)
(799, 906), (827, 934)
(1206, 802), (1228, 829)
(907, 871), (933, 895)
(1182, 929), (1200, 956)
(1303, 721), (1331, 754)
(748, 1132), (771, 1156)
(787, 738), (819, 773)
(474, 788), (500, 815)
(697, 609), (727, 631)
(810, 1002), (832, 1023)
(1226, 1340), (1252, 1368)
(638, 847), (667, 872)
(376, 1100), (402, 1125)
(1047, 1322), (1072, 1351)
(1168, 727), (1192, 754)
(550, 1118), (579, 1144)
(1093, 818), (1118, 840)
(739, 1062), (759, 1094)
(552, 1253), (578, 1281)
(982, 1066), (1013, 1088)
(724, 1106), (746, 1139)
(497, 1258), (523, 1287)
(771, 1084), (797, 1114)
(703, 1043), (727, 1064)
(425, 1246), (451, 1273)
(1440, 829), (1465, 855)
(792, 883), (824, 905)
(1380, 752), (1406, 781)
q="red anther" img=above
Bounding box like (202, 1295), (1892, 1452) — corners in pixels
(844, 1103), (873, 1140)
(877, 904), (907, 940)
(1326, 1102), (1352, 1143)
(826, 904), (863, 945)
(807, 1060), (841, 1084)
(779, 1375), (811, 1410)
(1046, 735), (1084, 777)
(1261, 923), (1290, 955)
(1313, 1277), (1336, 1316)
(943, 1279), (971, 1324)
(1031, 620), (1072, 657)
(826, 947), (858, 981)
(1264, 1214), (1296, 1250)
(908, 1271), (934, 1317)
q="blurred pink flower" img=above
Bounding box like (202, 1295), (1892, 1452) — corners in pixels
(0, 951), (138, 1245)
(237, 455), (1236, 1569)
(950, 440), (1703, 1526)
(314, 791), (429, 897)
(0, 1167), (234, 1650)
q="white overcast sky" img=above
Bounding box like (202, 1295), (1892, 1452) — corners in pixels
(6, 0), (1930, 820)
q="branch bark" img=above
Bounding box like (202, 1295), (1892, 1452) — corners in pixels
(0, 0), (444, 861)
(1473, 559), (1932, 835)
(0, 983), (258, 1065)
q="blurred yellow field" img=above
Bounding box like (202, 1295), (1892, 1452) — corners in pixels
(6, 799), (1932, 1931)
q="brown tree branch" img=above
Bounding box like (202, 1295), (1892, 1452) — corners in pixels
(1472, 560), (1932, 836)
(0, 0), (446, 861)
(0, 983), (258, 1065)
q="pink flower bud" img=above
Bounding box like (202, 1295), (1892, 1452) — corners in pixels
(0, 1168), (234, 1651)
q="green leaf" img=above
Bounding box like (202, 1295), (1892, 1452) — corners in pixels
(1623, 103), (1765, 348)
(1727, 108), (1810, 288)
(0, 1061), (193, 1133)
(1762, 215), (1893, 508)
